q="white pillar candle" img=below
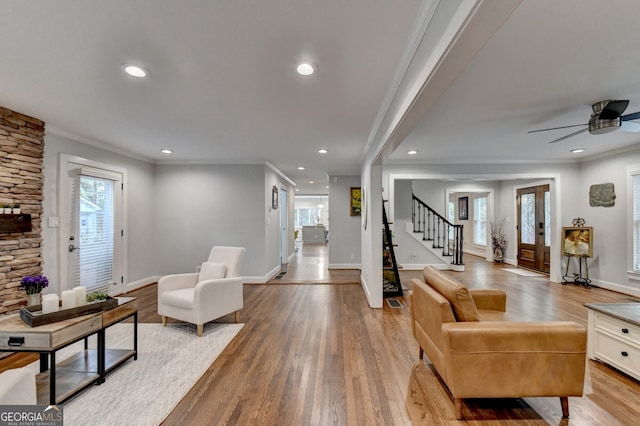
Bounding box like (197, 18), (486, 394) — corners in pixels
(42, 294), (59, 314)
(73, 286), (86, 306)
(61, 290), (76, 310)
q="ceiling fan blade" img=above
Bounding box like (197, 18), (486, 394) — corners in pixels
(622, 111), (640, 122)
(599, 99), (629, 120)
(548, 128), (589, 144)
(621, 120), (640, 132)
(528, 124), (587, 134)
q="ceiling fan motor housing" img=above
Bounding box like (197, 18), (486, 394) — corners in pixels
(589, 100), (622, 134)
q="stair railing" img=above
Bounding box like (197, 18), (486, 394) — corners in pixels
(411, 193), (464, 266)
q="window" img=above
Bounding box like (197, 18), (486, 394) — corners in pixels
(295, 208), (321, 227)
(632, 172), (640, 273)
(474, 196), (487, 245)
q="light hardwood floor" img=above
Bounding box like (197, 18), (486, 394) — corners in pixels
(2, 247), (640, 425)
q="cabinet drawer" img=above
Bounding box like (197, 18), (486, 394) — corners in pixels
(594, 332), (640, 380)
(0, 331), (51, 350)
(595, 313), (640, 343)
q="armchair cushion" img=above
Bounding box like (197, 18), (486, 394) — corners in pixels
(199, 262), (226, 281)
(160, 288), (195, 310)
(423, 266), (480, 322)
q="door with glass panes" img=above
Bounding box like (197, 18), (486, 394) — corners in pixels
(517, 185), (550, 273)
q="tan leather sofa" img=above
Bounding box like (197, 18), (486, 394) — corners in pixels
(409, 266), (587, 420)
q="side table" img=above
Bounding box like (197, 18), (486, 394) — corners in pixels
(0, 297), (137, 404)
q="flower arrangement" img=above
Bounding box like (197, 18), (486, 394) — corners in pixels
(490, 220), (508, 262)
(20, 275), (49, 295)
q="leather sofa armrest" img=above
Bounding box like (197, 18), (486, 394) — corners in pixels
(442, 321), (586, 353)
(469, 289), (506, 312)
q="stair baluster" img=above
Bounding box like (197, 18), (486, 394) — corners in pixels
(411, 193), (464, 266)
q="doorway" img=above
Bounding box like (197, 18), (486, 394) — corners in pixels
(60, 155), (126, 295)
(517, 184), (550, 273)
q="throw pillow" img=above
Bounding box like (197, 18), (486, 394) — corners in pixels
(199, 262), (226, 281)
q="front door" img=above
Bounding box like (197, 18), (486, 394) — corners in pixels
(517, 184), (550, 273)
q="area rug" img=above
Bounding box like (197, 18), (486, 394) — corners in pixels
(502, 268), (545, 277)
(25, 322), (243, 426)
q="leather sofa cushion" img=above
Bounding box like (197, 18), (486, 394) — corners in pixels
(423, 266), (480, 322)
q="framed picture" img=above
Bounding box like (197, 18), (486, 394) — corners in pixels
(272, 185), (278, 209)
(458, 196), (468, 220)
(350, 187), (362, 216)
(562, 227), (593, 257)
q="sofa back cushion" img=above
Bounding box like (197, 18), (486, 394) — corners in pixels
(423, 266), (480, 322)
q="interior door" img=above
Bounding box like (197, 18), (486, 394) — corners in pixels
(279, 187), (288, 266)
(517, 184), (550, 273)
(64, 160), (124, 295)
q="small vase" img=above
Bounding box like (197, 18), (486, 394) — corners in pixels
(27, 293), (41, 307)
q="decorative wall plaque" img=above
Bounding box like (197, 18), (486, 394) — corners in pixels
(589, 183), (615, 207)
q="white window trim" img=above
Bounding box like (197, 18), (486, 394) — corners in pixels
(628, 164), (640, 281)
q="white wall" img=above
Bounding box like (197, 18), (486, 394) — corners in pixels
(42, 132), (156, 294)
(328, 175), (361, 268)
(153, 164), (266, 279)
(575, 147), (640, 296)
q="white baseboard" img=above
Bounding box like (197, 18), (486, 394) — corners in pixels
(126, 276), (160, 293)
(589, 278), (640, 298)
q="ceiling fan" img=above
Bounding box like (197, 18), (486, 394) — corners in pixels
(529, 99), (640, 144)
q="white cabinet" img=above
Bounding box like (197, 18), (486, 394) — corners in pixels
(586, 303), (640, 381)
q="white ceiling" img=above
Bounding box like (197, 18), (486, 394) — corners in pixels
(0, 0), (421, 194)
(3, 1), (640, 195)
(390, 0), (640, 166)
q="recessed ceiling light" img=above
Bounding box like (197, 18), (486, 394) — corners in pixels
(296, 62), (316, 76)
(571, 148), (585, 153)
(318, 149), (328, 154)
(325, 186), (329, 189)
(298, 166), (305, 170)
(317, 204), (324, 208)
(123, 64), (148, 78)
(295, 188), (299, 192)
(408, 150), (418, 155)
(309, 181), (315, 184)
(161, 149), (173, 154)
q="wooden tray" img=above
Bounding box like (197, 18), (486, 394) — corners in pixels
(20, 297), (118, 327)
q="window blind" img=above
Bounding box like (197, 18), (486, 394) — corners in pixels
(633, 174), (640, 271)
(74, 175), (115, 292)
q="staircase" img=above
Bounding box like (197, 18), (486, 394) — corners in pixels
(410, 194), (464, 271)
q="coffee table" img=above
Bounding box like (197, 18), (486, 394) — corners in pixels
(0, 297), (137, 404)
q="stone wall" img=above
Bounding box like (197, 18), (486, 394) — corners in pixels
(0, 107), (44, 315)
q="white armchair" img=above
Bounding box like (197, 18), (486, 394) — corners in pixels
(0, 367), (37, 405)
(158, 246), (246, 336)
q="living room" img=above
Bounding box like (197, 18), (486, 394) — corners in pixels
(3, 0), (640, 424)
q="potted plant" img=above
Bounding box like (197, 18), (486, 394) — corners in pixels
(490, 219), (508, 263)
(20, 275), (49, 306)
(12, 203), (20, 214)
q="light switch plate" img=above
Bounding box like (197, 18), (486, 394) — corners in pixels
(48, 217), (59, 228)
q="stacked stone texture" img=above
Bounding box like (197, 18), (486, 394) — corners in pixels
(0, 106), (44, 315)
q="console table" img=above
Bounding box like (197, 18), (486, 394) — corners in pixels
(585, 303), (640, 381)
(0, 297), (137, 404)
